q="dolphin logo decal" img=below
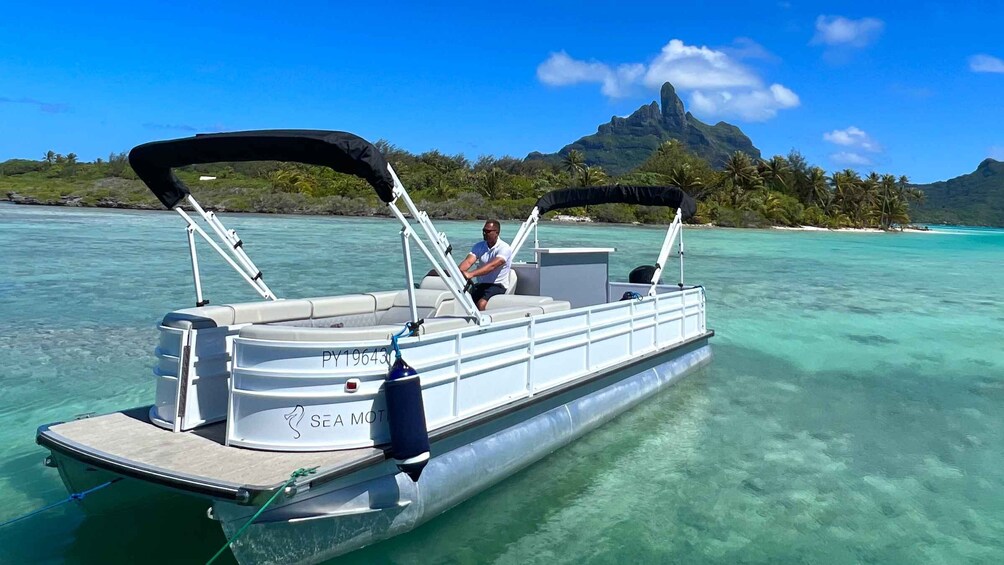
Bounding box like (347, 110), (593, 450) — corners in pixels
(284, 405), (305, 439)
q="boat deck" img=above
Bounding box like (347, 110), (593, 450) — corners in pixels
(37, 407), (385, 502)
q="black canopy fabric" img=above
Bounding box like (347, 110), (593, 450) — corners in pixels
(129, 130), (395, 209)
(534, 185), (697, 220)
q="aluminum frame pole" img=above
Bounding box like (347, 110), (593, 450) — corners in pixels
(386, 166), (481, 317)
(508, 207), (540, 260)
(186, 225), (207, 307)
(186, 196), (275, 299)
(678, 224), (685, 288)
(175, 209), (275, 300)
(648, 209), (683, 296)
(387, 204), (481, 321)
(401, 228), (420, 324)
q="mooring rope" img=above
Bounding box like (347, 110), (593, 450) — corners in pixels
(0, 477), (122, 529)
(206, 466), (318, 565)
(390, 324), (411, 359)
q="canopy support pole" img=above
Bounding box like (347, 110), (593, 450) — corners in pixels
(648, 209), (683, 296)
(508, 207), (540, 260)
(678, 224), (685, 288)
(400, 228), (420, 324)
(175, 208), (275, 301)
(186, 225), (207, 307)
(186, 196), (276, 300)
(386, 167), (482, 322)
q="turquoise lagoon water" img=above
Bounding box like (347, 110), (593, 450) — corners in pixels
(0, 202), (1002, 563)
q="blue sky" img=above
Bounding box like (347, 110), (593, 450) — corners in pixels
(1, 0), (1001, 183)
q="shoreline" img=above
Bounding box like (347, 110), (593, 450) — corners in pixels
(772, 225), (933, 234)
(0, 198), (935, 232)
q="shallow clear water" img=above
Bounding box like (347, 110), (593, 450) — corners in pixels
(1, 202), (1002, 564)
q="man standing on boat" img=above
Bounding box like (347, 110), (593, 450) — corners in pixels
(459, 220), (512, 311)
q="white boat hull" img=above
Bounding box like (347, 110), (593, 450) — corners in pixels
(212, 341), (712, 565)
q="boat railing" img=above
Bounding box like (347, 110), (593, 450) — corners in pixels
(223, 285), (706, 450)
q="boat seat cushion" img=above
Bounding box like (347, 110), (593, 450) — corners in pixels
(367, 290), (399, 310)
(486, 306), (544, 323)
(377, 289), (455, 324)
(230, 299), (313, 325)
(486, 295), (553, 310)
(422, 270), (517, 294)
(540, 300), (571, 313)
(505, 269), (518, 294)
(420, 316), (476, 334)
(418, 274), (452, 291)
(307, 294), (376, 318)
(161, 305), (236, 330)
(239, 323), (404, 342)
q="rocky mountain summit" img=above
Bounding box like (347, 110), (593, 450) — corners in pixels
(913, 158), (1004, 226)
(528, 82), (761, 175)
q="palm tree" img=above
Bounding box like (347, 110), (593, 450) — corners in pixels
(717, 151), (761, 209)
(724, 151), (763, 193)
(759, 155), (790, 193)
(562, 150), (586, 181)
(830, 169), (862, 222)
(808, 167), (829, 207)
(858, 172), (881, 227)
(475, 167), (510, 199)
(877, 174), (897, 230)
(667, 163), (703, 194)
(578, 166), (607, 187)
(44, 150), (55, 165)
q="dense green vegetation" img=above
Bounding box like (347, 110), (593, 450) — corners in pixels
(1, 140), (926, 229)
(911, 158), (1004, 226)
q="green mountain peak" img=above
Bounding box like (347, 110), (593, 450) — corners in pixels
(913, 157), (1004, 226)
(527, 82), (761, 175)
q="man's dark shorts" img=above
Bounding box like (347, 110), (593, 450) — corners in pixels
(470, 283), (506, 304)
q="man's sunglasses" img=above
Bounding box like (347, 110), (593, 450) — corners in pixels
(482, 228), (497, 234)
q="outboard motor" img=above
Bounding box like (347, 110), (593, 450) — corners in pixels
(385, 354), (430, 482)
(629, 265), (659, 285)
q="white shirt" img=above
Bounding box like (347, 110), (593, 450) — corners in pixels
(469, 239), (512, 286)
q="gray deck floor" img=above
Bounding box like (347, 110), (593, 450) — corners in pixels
(46, 407), (382, 490)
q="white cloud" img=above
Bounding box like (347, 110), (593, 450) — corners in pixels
(811, 15), (884, 48)
(690, 84), (800, 121)
(536, 51), (645, 98)
(823, 126), (881, 152)
(830, 151), (872, 166)
(969, 54), (1004, 73)
(643, 39), (760, 89)
(536, 39), (799, 122)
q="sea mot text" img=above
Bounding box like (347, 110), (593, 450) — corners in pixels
(311, 410), (387, 427)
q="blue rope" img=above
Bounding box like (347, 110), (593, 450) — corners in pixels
(390, 324), (410, 359)
(0, 478), (121, 529)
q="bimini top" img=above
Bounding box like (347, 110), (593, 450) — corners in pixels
(535, 185), (697, 220)
(129, 130), (395, 209)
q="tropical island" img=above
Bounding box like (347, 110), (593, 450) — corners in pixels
(0, 81), (958, 230)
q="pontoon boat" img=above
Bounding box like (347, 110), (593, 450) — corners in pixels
(35, 130), (713, 564)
